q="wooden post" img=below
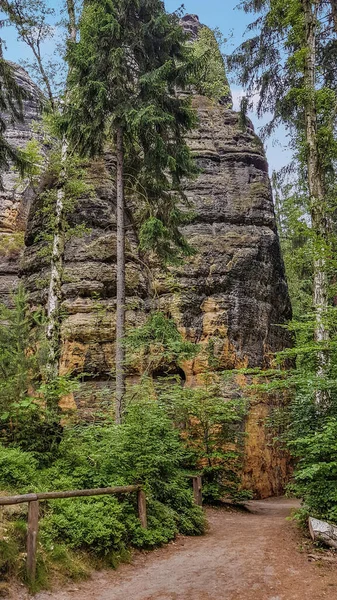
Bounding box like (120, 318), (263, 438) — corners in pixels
(27, 500), (39, 584)
(192, 476), (202, 507)
(137, 489), (147, 529)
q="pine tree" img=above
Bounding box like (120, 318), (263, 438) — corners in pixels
(230, 0), (337, 406)
(63, 0), (197, 423)
(231, 0), (337, 521)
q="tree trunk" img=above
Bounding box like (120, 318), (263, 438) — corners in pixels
(115, 126), (126, 424)
(309, 517), (337, 549)
(45, 144), (66, 383)
(45, 0), (77, 386)
(330, 0), (337, 33)
(66, 0), (77, 42)
(303, 0), (329, 406)
(32, 45), (55, 108)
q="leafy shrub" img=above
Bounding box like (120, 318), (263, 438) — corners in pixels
(0, 400), (205, 576)
(0, 399), (206, 588)
(125, 311), (198, 375)
(38, 401), (205, 551)
(189, 27), (230, 103)
(0, 444), (38, 489)
(289, 417), (337, 523)
(41, 497), (127, 554)
(159, 382), (248, 504)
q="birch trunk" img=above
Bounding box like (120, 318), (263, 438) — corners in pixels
(330, 0), (337, 33)
(66, 0), (77, 42)
(309, 517), (337, 549)
(115, 126), (126, 424)
(45, 0), (77, 384)
(303, 0), (329, 405)
(46, 142), (66, 381)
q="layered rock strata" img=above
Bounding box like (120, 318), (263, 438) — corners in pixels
(2, 19), (292, 497)
(0, 64), (41, 306)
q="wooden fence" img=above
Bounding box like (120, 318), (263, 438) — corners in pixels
(191, 476), (202, 507)
(0, 476), (202, 585)
(0, 485), (146, 584)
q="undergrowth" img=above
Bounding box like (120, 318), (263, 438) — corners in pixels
(0, 400), (206, 591)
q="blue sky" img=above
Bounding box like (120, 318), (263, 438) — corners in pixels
(0, 0), (290, 173)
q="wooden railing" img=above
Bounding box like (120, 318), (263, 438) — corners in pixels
(0, 476), (202, 586)
(190, 475), (203, 507)
(0, 485), (147, 584)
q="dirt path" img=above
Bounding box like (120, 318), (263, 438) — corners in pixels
(28, 498), (337, 599)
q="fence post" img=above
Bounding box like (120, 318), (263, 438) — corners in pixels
(27, 500), (39, 584)
(192, 476), (202, 507)
(137, 489), (147, 529)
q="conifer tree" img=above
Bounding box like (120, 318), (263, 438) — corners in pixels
(230, 0), (337, 406)
(63, 0), (197, 423)
(231, 0), (337, 521)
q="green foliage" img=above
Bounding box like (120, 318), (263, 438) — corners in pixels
(189, 26), (231, 103)
(230, 0), (337, 196)
(0, 286), (75, 461)
(19, 139), (45, 186)
(0, 58), (29, 187)
(0, 400), (205, 586)
(0, 444), (38, 489)
(139, 215), (196, 265)
(288, 418), (337, 523)
(160, 382), (249, 503)
(31, 147), (93, 247)
(270, 178), (337, 523)
(273, 176), (313, 318)
(233, 0), (337, 528)
(125, 315), (248, 504)
(0, 285), (44, 412)
(42, 497), (127, 554)
(125, 312), (198, 374)
(63, 0), (198, 263)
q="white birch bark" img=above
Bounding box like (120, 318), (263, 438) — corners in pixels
(45, 141), (67, 380)
(309, 517), (337, 549)
(115, 126), (126, 424)
(303, 0), (329, 405)
(45, 1), (77, 382)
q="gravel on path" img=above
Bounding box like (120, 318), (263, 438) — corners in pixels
(13, 497), (337, 600)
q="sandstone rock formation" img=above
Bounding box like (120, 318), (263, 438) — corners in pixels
(0, 64), (41, 306)
(1, 18), (292, 498)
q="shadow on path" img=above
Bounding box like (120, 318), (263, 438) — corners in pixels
(21, 497), (337, 600)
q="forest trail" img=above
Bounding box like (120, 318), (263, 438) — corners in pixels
(30, 498), (337, 600)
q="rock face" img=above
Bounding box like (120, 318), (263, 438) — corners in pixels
(0, 64), (41, 306)
(3, 19), (292, 498)
(167, 95), (291, 373)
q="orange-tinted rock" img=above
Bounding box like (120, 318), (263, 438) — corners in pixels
(2, 19), (292, 497)
(0, 65), (41, 306)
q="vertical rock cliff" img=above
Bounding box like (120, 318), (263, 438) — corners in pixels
(0, 64), (41, 306)
(1, 18), (292, 497)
